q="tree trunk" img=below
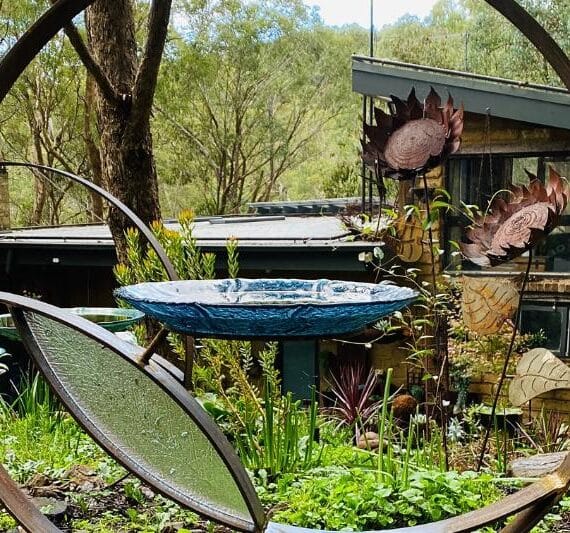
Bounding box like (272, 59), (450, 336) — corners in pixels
(86, 0), (164, 261)
(84, 74), (104, 223)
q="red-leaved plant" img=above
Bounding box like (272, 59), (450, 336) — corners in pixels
(328, 362), (381, 441)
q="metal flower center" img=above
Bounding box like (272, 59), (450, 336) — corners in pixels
(490, 203), (551, 254)
(384, 118), (446, 170)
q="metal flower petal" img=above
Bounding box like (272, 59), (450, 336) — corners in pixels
(462, 167), (569, 267)
(361, 87), (464, 181)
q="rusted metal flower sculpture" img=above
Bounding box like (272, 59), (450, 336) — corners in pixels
(462, 167), (569, 267)
(361, 87), (464, 181)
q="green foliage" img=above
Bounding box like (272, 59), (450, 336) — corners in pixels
(196, 341), (322, 478)
(69, 490), (199, 532)
(0, 513), (17, 530)
(273, 467), (501, 530)
(114, 210), (223, 285)
(237, 383), (320, 478)
(114, 209), (239, 357)
(377, 0), (569, 87)
(157, 1), (323, 213)
(0, 372), (121, 484)
(0, 1), (94, 226)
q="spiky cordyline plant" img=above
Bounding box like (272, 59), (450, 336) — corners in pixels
(328, 363), (381, 440)
(462, 167), (569, 267)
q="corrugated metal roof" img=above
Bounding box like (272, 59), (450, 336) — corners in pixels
(352, 57), (570, 130)
(0, 215), (354, 249)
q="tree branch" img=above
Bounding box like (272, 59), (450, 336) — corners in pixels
(48, 0), (121, 105)
(127, 0), (172, 138)
(154, 104), (217, 170)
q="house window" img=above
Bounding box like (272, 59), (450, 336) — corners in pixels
(520, 301), (569, 357)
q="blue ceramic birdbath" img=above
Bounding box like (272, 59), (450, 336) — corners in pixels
(115, 278), (417, 339)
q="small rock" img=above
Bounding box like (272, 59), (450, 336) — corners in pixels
(357, 431), (380, 450)
(140, 485), (155, 500)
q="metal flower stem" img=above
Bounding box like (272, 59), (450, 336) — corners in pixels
(477, 250), (533, 472)
(421, 172), (449, 470)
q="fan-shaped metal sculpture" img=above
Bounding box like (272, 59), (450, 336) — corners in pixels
(2, 293), (570, 533)
(510, 348), (570, 407)
(462, 167), (569, 267)
(461, 276), (519, 335)
(115, 279), (418, 339)
(394, 215), (425, 263)
(361, 88), (464, 181)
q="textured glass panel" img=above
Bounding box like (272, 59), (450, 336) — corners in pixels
(24, 311), (251, 526)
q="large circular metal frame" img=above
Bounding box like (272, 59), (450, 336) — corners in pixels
(0, 2), (569, 532)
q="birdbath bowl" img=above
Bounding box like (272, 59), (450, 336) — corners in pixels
(115, 278), (417, 339)
(0, 307), (144, 341)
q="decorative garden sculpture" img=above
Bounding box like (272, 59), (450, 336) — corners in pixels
(510, 348), (570, 407)
(361, 88), (464, 183)
(461, 276), (519, 335)
(462, 168), (569, 267)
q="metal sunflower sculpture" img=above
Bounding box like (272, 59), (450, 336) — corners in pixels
(361, 87), (464, 187)
(462, 167), (569, 267)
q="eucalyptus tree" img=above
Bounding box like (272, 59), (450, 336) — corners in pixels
(77, 0), (172, 259)
(155, 0), (344, 215)
(0, 2), (90, 226)
(376, 0), (569, 87)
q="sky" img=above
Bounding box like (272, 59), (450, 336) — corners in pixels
(304, 0), (439, 28)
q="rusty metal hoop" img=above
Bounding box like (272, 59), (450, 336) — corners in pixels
(0, 162), (178, 281)
(0, 0), (568, 103)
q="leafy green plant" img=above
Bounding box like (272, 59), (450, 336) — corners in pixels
(0, 372), (119, 484)
(272, 467), (502, 530)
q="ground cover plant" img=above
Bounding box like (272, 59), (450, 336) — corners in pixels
(3, 367), (570, 531)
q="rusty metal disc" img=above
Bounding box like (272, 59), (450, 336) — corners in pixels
(384, 118), (446, 171)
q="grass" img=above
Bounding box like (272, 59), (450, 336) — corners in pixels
(0, 372), (200, 531)
(0, 372), (115, 484)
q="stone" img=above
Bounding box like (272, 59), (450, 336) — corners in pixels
(357, 431), (380, 450)
(508, 451), (569, 478)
